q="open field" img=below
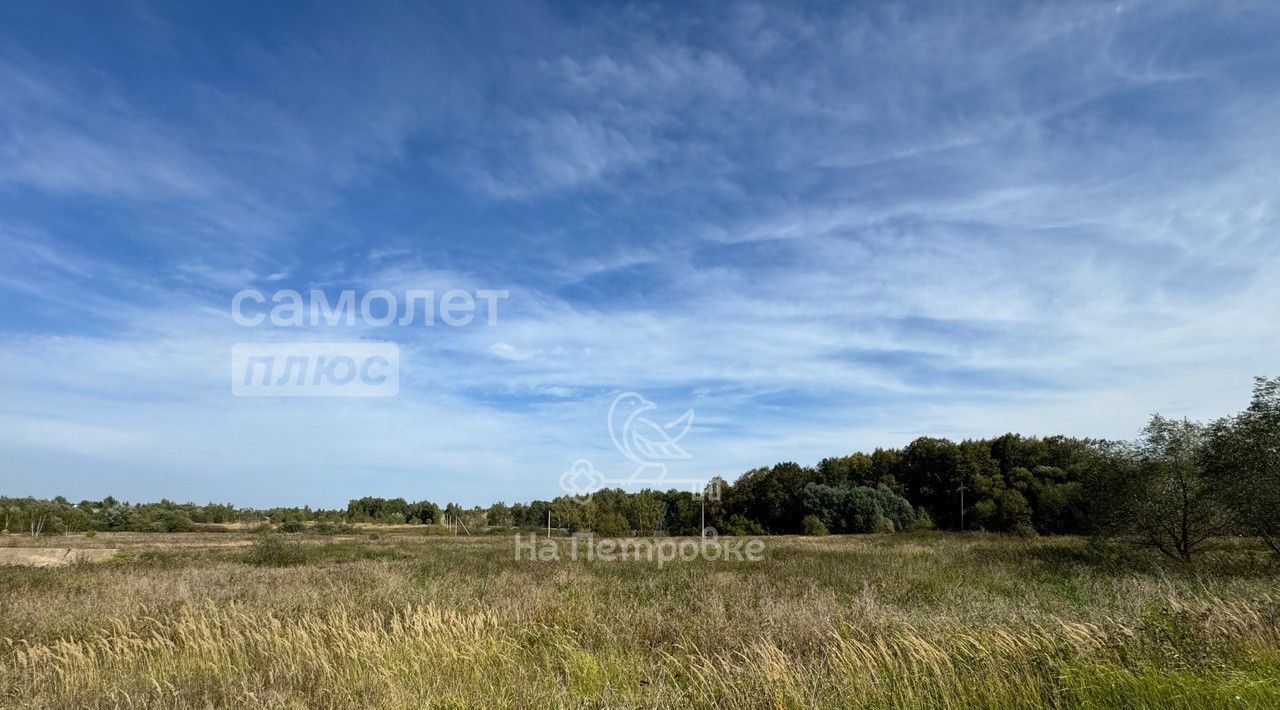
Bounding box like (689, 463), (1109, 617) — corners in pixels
(1, 531), (1277, 709)
(0, 548), (119, 568)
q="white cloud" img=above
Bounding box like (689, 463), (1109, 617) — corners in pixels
(1, 0), (1278, 506)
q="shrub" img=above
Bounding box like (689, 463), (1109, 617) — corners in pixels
(1012, 522), (1039, 538)
(837, 486), (880, 532)
(142, 511), (194, 533)
(872, 514), (895, 534)
(970, 500), (997, 530)
(243, 535), (313, 566)
(801, 514), (829, 536)
(1035, 481), (1085, 534)
(997, 489), (1033, 532)
(872, 486), (916, 531)
(312, 521), (355, 536)
(801, 483), (916, 534)
(910, 507), (935, 531)
(722, 514), (765, 536)
(278, 519), (304, 534)
(84, 530), (97, 538)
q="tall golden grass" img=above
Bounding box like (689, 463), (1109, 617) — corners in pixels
(1, 533), (1277, 708)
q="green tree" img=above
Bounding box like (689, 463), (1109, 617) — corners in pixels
(1090, 416), (1228, 561)
(728, 462), (817, 533)
(592, 511), (630, 538)
(1206, 377), (1280, 560)
(899, 437), (963, 528)
(485, 502), (511, 527)
(408, 500), (441, 525)
(997, 489), (1034, 535)
(630, 493), (665, 535)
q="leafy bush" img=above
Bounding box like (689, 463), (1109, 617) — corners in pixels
(970, 500), (997, 530)
(997, 489), (1033, 532)
(312, 521), (355, 536)
(278, 519), (304, 534)
(141, 510), (194, 533)
(243, 535), (313, 566)
(801, 483), (917, 534)
(722, 514), (765, 536)
(872, 514), (895, 534)
(1035, 482), (1085, 533)
(1012, 522), (1039, 538)
(801, 514), (828, 536)
(872, 486), (916, 531)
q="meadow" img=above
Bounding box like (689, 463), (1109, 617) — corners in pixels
(1, 531), (1277, 709)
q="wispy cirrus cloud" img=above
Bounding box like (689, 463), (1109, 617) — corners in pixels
(1, 0), (1278, 506)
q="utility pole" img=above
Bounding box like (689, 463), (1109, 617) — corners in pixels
(959, 481), (966, 532)
(701, 495), (706, 539)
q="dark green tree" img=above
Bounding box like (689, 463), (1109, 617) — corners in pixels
(1206, 377), (1280, 560)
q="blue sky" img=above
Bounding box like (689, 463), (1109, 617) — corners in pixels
(1, 1), (1278, 507)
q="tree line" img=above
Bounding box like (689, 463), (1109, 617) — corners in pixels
(4, 377), (1277, 561)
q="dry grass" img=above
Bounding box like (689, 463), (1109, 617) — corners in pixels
(0, 549), (118, 568)
(0, 532), (1277, 708)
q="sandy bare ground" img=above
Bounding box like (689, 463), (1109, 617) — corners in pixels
(0, 526), (458, 551)
(0, 529), (431, 554)
(0, 548), (119, 567)
(0, 532), (258, 550)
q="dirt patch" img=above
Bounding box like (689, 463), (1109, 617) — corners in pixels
(0, 548), (119, 567)
(1, 532), (257, 550)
